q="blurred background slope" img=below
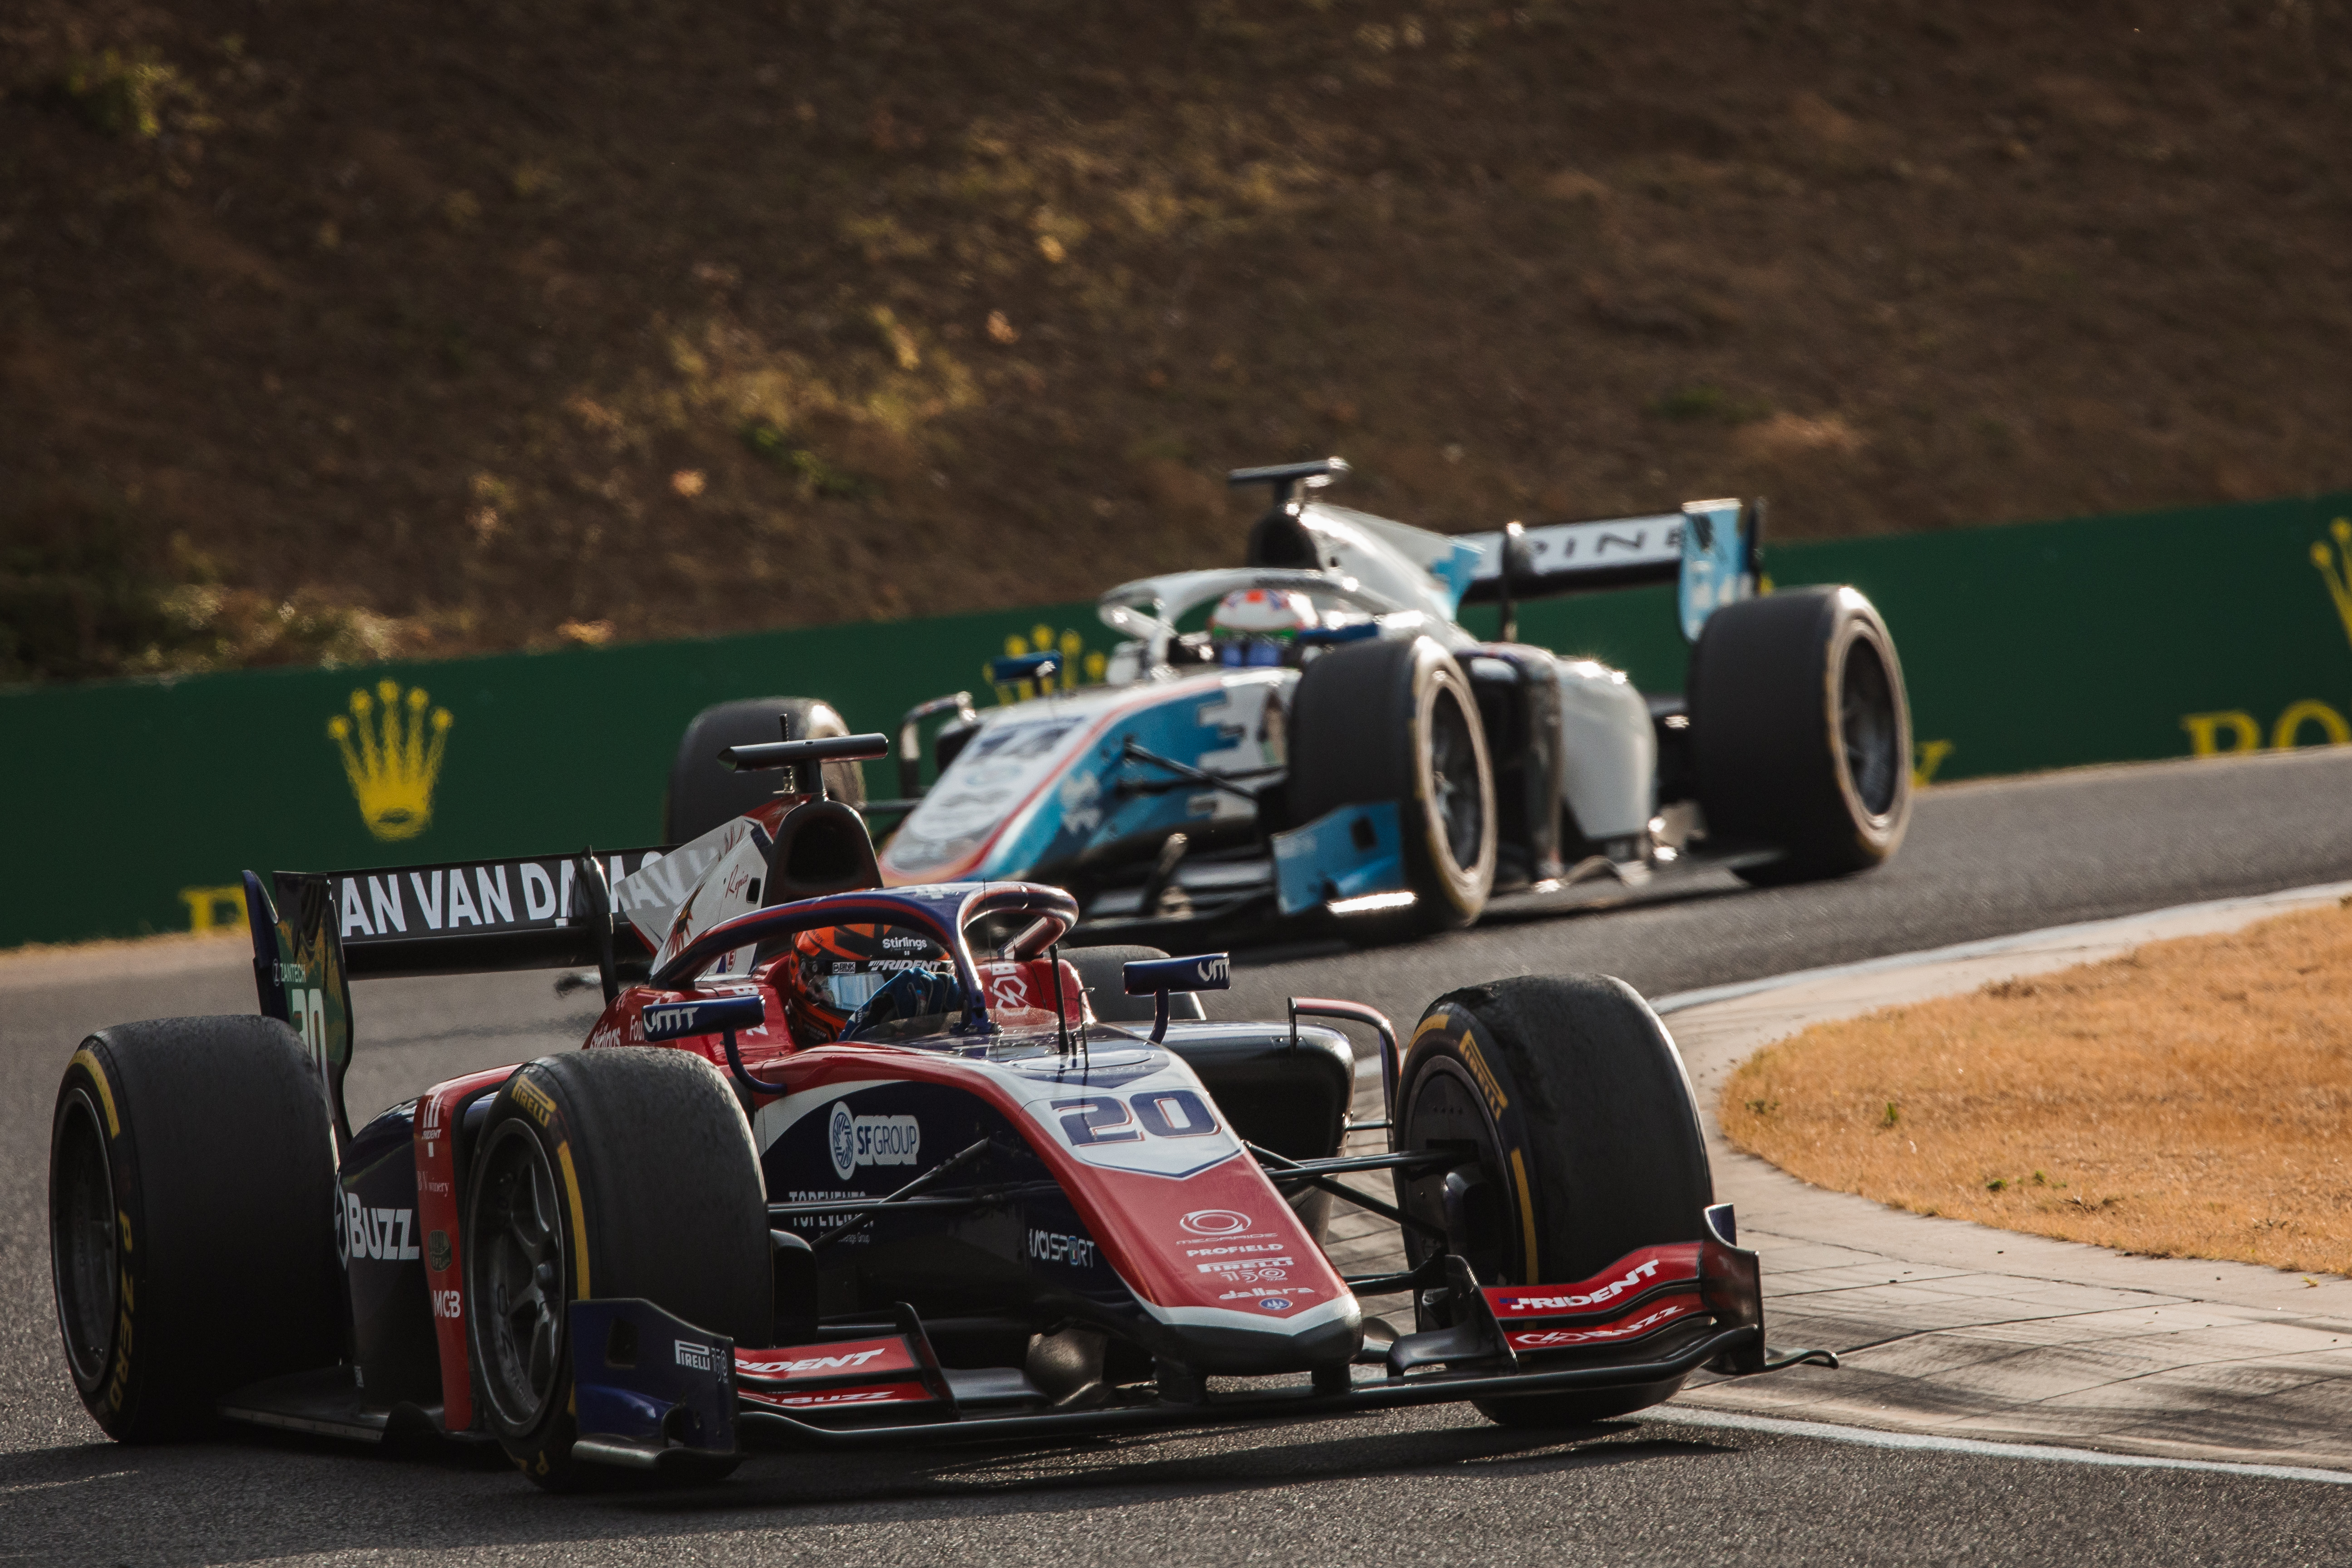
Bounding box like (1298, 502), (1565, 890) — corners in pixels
(2, 0), (2347, 681)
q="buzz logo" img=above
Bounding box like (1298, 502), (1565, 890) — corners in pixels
(675, 1339), (717, 1372)
(828, 1100), (922, 1180)
(343, 1195), (421, 1263)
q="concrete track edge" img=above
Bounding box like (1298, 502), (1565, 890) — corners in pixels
(1651, 879), (2352, 1473)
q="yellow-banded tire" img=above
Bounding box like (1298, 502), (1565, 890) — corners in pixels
(49, 1017), (343, 1441)
(463, 1048), (769, 1489)
(1391, 975), (1712, 1427)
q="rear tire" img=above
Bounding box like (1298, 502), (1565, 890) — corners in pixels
(464, 1048), (768, 1489)
(49, 1017), (343, 1441)
(1393, 976), (1713, 1427)
(1286, 636), (1496, 935)
(1689, 587), (1911, 885)
(665, 697), (868, 844)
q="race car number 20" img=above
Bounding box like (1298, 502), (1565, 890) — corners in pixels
(1049, 1090), (1219, 1146)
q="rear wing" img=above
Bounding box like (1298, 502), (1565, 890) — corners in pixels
(1455, 498), (1763, 643)
(241, 844), (698, 1149)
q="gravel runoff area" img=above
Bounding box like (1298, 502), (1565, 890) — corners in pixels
(1721, 898), (2352, 1279)
(1649, 882), (2352, 1472)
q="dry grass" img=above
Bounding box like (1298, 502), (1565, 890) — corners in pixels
(1722, 901), (2352, 1278)
(8, 0), (2352, 679)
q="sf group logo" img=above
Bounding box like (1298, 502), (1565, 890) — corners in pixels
(1180, 1209), (1252, 1237)
(828, 1100), (922, 1180)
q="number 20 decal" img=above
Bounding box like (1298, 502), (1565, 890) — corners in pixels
(1050, 1090), (1219, 1146)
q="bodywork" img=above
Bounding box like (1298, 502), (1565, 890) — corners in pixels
(875, 483), (1761, 930)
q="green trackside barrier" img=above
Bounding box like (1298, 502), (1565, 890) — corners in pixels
(0, 600), (1106, 950)
(4, 492), (2349, 948)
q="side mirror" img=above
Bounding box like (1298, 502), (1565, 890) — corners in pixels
(990, 651), (1061, 691)
(1122, 953), (1231, 1043)
(641, 992), (766, 1042)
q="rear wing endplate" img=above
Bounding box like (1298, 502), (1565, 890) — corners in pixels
(240, 844), (708, 1142)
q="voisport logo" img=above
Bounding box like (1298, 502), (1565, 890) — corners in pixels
(328, 680), (453, 842)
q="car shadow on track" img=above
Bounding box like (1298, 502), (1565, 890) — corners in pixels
(622, 1415), (1740, 1521)
(0, 1415), (1741, 1562)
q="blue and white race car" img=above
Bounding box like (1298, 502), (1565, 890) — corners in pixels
(668, 459), (1911, 939)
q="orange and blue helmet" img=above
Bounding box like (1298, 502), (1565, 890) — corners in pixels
(781, 924), (947, 1043)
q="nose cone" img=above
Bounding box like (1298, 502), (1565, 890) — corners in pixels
(1154, 1292), (1364, 1377)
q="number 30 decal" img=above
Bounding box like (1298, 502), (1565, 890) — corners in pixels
(1051, 1090), (1219, 1146)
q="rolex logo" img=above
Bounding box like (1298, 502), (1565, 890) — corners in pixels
(328, 680), (454, 841)
(2313, 518), (2352, 652)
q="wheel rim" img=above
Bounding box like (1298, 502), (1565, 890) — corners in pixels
(51, 1093), (116, 1389)
(1397, 1060), (1515, 1295)
(1425, 685), (1487, 874)
(1839, 636), (1901, 819)
(469, 1121), (567, 1430)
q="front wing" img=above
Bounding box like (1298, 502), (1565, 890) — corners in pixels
(564, 1234), (1835, 1467)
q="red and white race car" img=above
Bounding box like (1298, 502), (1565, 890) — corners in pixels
(49, 733), (1830, 1487)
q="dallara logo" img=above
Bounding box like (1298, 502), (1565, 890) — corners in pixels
(328, 680), (454, 842)
(2314, 518), (2352, 652)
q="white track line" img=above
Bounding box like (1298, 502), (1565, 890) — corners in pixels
(1644, 1405), (2352, 1484)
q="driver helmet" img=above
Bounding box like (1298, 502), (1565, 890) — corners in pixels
(1208, 587), (1318, 640)
(780, 924), (945, 1043)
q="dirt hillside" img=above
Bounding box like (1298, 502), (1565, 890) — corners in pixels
(5, 0), (2349, 680)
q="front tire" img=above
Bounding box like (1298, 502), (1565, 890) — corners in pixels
(1393, 976), (1713, 1427)
(49, 1017), (343, 1441)
(464, 1049), (769, 1489)
(665, 697), (868, 844)
(1689, 586), (1911, 884)
(1286, 636), (1497, 935)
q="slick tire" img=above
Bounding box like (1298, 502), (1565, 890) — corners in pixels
(464, 1048), (768, 1490)
(1689, 587), (1911, 886)
(1286, 636), (1496, 937)
(1060, 945), (1203, 1026)
(665, 697), (867, 845)
(50, 1016), (344, 1442)
(1394, 976), (1713, 1428)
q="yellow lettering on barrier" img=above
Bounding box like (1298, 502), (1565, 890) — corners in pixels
(1912, 740), (1955, 787)
(178, 885), (245, 934)
(2181, 711), (2262, 756)
(2272, 699), (2351, 750)
(2313, 518), (2352, 651)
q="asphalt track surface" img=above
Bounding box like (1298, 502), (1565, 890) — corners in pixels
(4, 746), (2350, 1565)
